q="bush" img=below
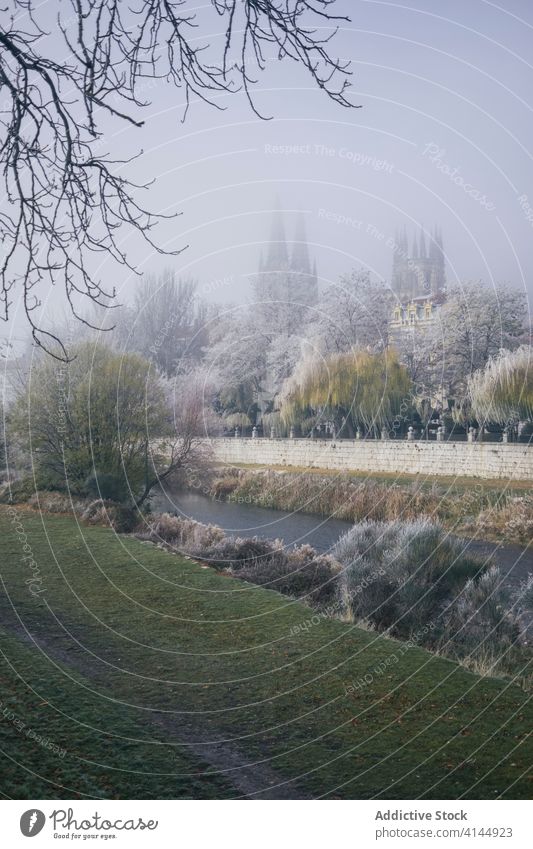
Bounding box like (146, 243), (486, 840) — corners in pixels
(333, 519), (488, 640)
(196, 536), (280, 570)
(187, 535), (340, 608)
(136, 516), (341, 608)
(517, 573), (533, 610)
(0, 476), (37, 504)
(84, 470), (131, 503)
(27, 491), (88, 515)
(333, 519), (527, 678)
(82, 500), (140, 533)
(241, 549), (338, 607)
(439, 566), (522, 673)
(136, 513), (225, 550)
(212, 474), (240, 498)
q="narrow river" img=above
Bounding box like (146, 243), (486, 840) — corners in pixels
(152, 488), (532, 596)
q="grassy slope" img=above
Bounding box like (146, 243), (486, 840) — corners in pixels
(0, 507), (531, 800)
(0, 631), (232, 799)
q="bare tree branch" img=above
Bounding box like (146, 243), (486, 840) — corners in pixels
(0, 1), (356, 357)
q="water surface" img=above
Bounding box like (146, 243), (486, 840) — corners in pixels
(151, 488), (532, 595)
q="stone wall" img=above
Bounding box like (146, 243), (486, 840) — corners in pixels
(209, 437), (533, 482)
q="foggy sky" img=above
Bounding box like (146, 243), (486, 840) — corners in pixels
(4, 0), (533, 342)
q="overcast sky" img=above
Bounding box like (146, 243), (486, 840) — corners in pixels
(4, 0), (533, 343)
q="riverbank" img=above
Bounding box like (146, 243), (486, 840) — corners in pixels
(1, 506), (532, 799)
(151, 490), (533, 604)
(197, 466), (533, 545)
(6, 487), (533, 680)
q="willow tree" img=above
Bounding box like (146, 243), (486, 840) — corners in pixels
(468, 346), (533, 428)
(280, 350), (412, 436)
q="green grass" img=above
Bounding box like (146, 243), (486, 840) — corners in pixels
(0, 507), (531, 799)
(0, 631), (232, 799)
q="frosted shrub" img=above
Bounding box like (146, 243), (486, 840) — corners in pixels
(28, 491), (87, 514)
(137, 512), (224, 549)
(237, 543), (340, 608)
(182, 532), (339, 607)
(517, 573), (533, 610)
(441, 566), (523, 674)
(333, 519), (486, 640)
(81, 500), (139, 532)
(191, 536), (282, 570)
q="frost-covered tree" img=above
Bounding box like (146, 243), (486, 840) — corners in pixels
(468, 346), (533, 427)
(205, 310), (266, 419)
(431, 282), (528, 400)
(311, 269), (391, 355)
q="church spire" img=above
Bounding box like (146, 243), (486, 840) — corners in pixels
(310, 258), (318, 304)
(419, 226), (426, 258)
(264, 196), (289, 271)
(290, 211), (311, 274)
(401, 225), (408, 254)
(429, 225), (438, 259)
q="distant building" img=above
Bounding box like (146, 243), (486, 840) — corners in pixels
(256, 199), (318, 318)
(253, 200), (318, 414)
(389, 226), (446, 340)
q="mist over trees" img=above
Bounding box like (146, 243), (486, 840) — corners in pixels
(113, 272), (208, 377)
(110, 266), (530, 439)
(309, 270), (391, 355)
(3, 254), (532, 508)
(0, 0), (354, 356)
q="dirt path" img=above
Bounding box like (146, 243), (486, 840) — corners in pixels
(0, 597), (311, 800)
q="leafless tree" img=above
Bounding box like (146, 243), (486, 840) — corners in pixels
(0, 1), (355, 358)
(114, 270), (207, 376)
(138, 366), (217, 506)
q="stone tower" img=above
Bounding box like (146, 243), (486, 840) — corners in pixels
(290, 211), (319, 305)
(392, 225), (445, 302)
(256, 200), (318, 317)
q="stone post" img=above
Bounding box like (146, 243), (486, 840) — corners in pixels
(467, 426), (476, 443)
(356, 428), (362, 440)
(407, 426), (414, 441)
(289, 426), (295, 439)
(502, 428), (508, 444)
(252, 426), (258, 439)
(270, 427), (275, 439)
(234, 426), (240, 438)
(436, 426), (443, 442)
